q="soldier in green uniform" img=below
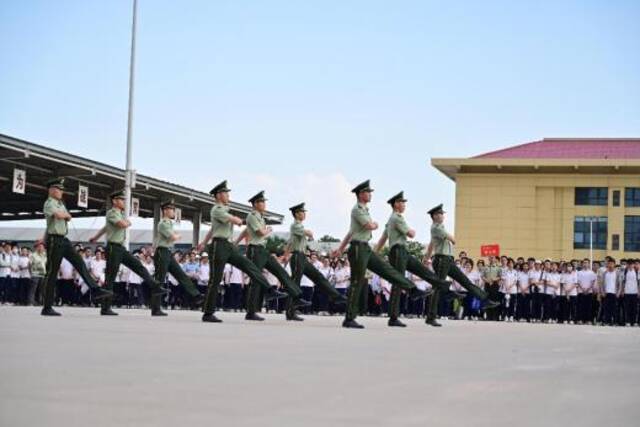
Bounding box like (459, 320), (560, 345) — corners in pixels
(374, 192), (451, 327)
(150, 199), (204, 316)
(425, 204), (500, 327)
(236, 191), (311, 321)
(89, 190), (168, 316)
(197, 181), (288, 323)
(282, 203), (348, 321)
(39, 178), (112, 316)
(332, 180), (428, 329)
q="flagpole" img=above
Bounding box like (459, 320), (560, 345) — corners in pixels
(124, 0), (138, 249)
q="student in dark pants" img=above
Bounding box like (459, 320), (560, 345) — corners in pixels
(601, 258), (619, 326)
(620, 261), (639, 326)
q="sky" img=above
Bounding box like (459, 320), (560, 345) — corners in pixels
(1, 0), (639, 242)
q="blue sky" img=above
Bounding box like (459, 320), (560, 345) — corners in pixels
(1, 0), (639, 241)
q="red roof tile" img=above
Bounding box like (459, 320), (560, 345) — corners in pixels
(474, 138), (640, 159)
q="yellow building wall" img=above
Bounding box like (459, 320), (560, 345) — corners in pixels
(454, 173), (640, 260)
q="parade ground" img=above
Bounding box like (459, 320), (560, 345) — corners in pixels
(1, 307), (639, 427)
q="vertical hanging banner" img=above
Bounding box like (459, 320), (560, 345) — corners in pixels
(175, 207), (182, 224)
(131, 197), (140, 217)
(12, 168), (26, 194)
(77, 185), (89, 208)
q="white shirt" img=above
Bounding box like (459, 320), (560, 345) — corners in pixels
(197, 263), (210, 286)
(603, 271), (617, 294)
(90, 259), (106, 283)
(10, 253), (20, 278)
(517, 271), (530, 292)
(561, 271), (578, 296)
(529, 269), (544, 289)
(544, 272), (561, 295)
(334, 267), (350, 289)
(18, 255), (31, 279)
(623, 270), (638, 295)
(500, 269), (518, 294)
(577, 270), (597, 294)
(227, 265), (243, 284)
(58, 259), (74, 280)
(0, 251), (11, 276)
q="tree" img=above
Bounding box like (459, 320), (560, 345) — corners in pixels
(319, 235), (340, 243)
(380, 240), (425, 260)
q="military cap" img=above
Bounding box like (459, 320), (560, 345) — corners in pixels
(46, 177), (65, 189)
(109, 189), (126, 200)
(351, 180), (374, 194)
(289, 202), (307, 215)
(248, 191), (267, 204)
(209, 180), (231, 195)
(387, 191), (407, 205)
(161, 198), (176, 209)
(427, 204), (445, 217)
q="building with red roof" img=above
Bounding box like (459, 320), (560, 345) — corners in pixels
(432, 138), (640, 260)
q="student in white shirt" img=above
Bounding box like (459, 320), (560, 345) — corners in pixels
(224, 264), (244, 311)
(576, 259), (597, 324)
(17, 247), (31, 305)
(620, 259), (639, 326)
(529, 260), (545, 322)
(543, 262), (561, 322)
(197, 254), (210, 299)
(560, 263), (578, 324)
(517, 262), (531, 322)
(462, 260), (482, 320)
(499, 258), (518, 322)
(601, 258), (620, 326)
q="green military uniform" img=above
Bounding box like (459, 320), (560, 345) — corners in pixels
(202, 181), (286, 322)
(383, 192), (449, 326)
(40, 178), (111, 316)
(287, 203), (346, 320)
(243, 191), (306, 319)
(101, 190), (166, 315)
(343, 181), (427, 328)
(427, 204), (494, 325)
(150, 199), (202, 315)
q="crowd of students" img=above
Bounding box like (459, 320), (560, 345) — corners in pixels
(1, 240), (639, 326)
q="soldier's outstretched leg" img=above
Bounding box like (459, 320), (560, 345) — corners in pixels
(343, 242), (371, 328)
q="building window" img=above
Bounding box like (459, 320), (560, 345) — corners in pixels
(625, 188), (640, 207)
(612, 190), (620, 207)
(625, 216), (640, 252)
(612, 234), (620, 251)
(575, 187), (608, 206)
(574, 216), (608, 250)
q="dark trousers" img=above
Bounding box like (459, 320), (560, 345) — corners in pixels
(152, 247), (199, 312)
(18, 278), (30, 305)
(0, 275), (7, 303)
(103, 242), (161, 311)
(227, 283), (242, 310)
(346, 242), (420, 322)
(602, 293), (617, 325)
(578, 294), (594, 323)
(203, 239), (271, 315)
(42, 235), (99, 309)
(430, 255), (488, 321)
(531, 289), (544, 320)
(623, 294), (638, 325)
(388, 245), (444, 320)
(568, 296), (578, 322)
(542, 294), (556, 321)
(290, 251), (342, 314)
(245, 244), (301, 316)
(516, 293), (530, 320)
